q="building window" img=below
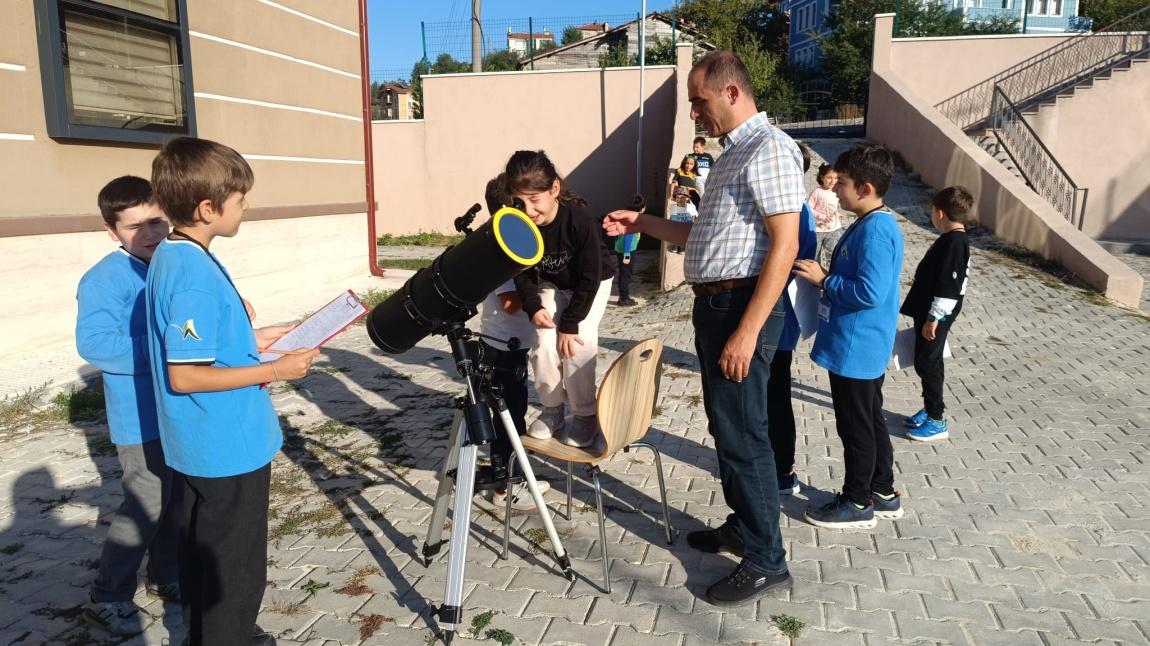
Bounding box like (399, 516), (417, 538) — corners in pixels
(34, 0), (196, 144)
(1027, 0), (1062, 15)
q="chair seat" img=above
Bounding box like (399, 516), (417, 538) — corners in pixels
(521, 435), (606, 464)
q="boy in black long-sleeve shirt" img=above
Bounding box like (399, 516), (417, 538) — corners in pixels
(900, 186), (973, 441)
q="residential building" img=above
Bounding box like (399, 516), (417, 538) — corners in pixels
(376, 83), (416, 120)
(507, 28), (555, 56)
(576, 22), (610, 39)
(521, 12), (711, 71)
(781, 0), (837, 67)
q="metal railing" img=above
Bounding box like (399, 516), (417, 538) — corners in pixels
(936, 5), (1150, 130)
(988, 86), (1088, 229)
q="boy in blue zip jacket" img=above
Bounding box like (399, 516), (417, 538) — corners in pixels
(793, 145), (904, 530)
(76, 176), (179, 636)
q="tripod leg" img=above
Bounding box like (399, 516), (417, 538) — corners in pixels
(423, 411), (465, 565)
(438, 422), (480, 642)
(497, 407), (574, 580)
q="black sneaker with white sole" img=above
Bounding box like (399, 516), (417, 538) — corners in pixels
(804, 492), (877, 529)
(871, 491), (904, 519)
(705, 561), (792, 607)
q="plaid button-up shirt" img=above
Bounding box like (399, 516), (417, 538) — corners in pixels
(683, 112), (806, 285)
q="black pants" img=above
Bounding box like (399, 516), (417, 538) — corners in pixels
(766, 350), (795, 479)
(828, 372), (895, 507)
(487, 344), (529, 477)
(913, 317), (952, 420)
(614, 252), (633, 301)
(178, 464), (270, 646)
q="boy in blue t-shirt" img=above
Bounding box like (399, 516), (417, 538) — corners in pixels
(146, 137), (318, 645)
(792, 145), (905, 530)
(77, 176), (178, 636)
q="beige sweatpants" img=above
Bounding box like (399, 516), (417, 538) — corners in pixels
(531, 278), (614, 417)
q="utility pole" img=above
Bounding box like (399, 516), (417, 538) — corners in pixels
(472, 0), (483, 72)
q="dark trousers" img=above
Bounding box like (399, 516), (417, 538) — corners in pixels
(827, 372), (895, 507)
(614, 252), (633, 301)
(178, 464), (270, 646)
(693, 287), (788, 575)
(766, 350), (796, 479)
(913, 317), (952, 420)
(488, 344), (529, 476)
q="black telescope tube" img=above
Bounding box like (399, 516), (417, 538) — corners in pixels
(365, 206), (542, 354)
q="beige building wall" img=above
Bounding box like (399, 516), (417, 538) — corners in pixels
(0, 0), (373, 393)
(866, 14), (1143, 307)
(1025, 61), (1150, 241)
(372, 65), (679, 235)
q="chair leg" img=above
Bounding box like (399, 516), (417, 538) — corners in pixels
(590, 466), (611, 594)
(631, 441), (674, 545)
(565, 461), (573, 520)
(502, 458), (514, 560)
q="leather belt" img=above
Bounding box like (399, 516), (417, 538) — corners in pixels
(690, 276), (758, 297)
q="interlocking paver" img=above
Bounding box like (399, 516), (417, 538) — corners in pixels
(3, 138), (1149, 644)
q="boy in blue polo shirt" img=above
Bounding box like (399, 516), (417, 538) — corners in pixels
(146, 137), (318, 645)
(793, 144), (904, 530)
(77, 176), (178, 636)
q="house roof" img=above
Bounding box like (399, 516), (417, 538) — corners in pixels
(382, 83), (412, 93)
(576, 22), (608, 32)
(520, 11), (712, 65)
(507, 31), (555, 40)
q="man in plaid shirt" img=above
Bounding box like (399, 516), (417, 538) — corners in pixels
(605, 51), (802, 607)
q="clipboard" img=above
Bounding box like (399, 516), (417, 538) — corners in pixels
(890, 326), (951, 371)
(259, 290), (368, 362)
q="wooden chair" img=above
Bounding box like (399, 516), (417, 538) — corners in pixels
(503, 338), (675, 592)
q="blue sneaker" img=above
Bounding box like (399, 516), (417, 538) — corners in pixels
(908, 417), (949, 442)
(871, 491), (904, 520)
(903, 409), (928, 428)
(804, 493), (876, 529)
(778, 472), (800, 496)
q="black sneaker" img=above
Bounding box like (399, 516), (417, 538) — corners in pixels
(686, 523), (744, 557)
(617, 297), (638, 307)
(705, 561), (792, 607)
(871, 491), (904, 520)
(778, 472), (800, 496)
(804, 492), (877, 529)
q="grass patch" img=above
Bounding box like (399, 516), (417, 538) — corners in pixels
(1, 543), (24, 556)
(269, 601), (309, 616)
(470, 609), (496, 637)
(0, 385), (48, 429)
(336, 565), (381, 596)
(378, 231), (464, 247)
(51, 385), (106, 424)
(310, 420), (354, 441)
(268, 502), (347, 540)
(357, 613), (393, 640)
(379, 258), (434, 271)
(300, 578), (330, 599)
(360, 289), (396, 323)
(485, 628), (516, 646)
(772, 614), (805, 639)
(85, 433), (117, 458)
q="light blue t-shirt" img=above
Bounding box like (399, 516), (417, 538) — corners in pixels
(146, 237), (281, 477)
(810, 208), (904, 379)
(76, 249), (159, 445)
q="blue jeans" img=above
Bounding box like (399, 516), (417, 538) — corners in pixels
(692, 286), (788, 575)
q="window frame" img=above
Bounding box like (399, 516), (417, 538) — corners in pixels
(33, 0), (197, 144)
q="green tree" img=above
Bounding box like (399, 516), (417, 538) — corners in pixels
(673, 0), (789, 55)
(562, 25), (584, 45)
(409, 61), (426, 119)
(482, 49), (520, 71)
(1080, 0), (1150, 30)
(598, 41), (630, 68)
(430, 52), (471, 74)
(640, 36), (678, 65)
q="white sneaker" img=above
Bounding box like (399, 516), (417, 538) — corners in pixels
(564, 415), (600, 449)
(528, 405), (566, 440)
(494, 480), (551, 512)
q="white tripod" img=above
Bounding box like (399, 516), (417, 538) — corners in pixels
(422, 326), (573, 644)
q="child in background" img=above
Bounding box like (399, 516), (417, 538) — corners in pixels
(691, 136), (715, 194)
(146, 137), (318, 644)
(792, 144), (905, 530)
(508, 150), (616, 449)
(612, 194), (646, 307)
(807, 163), (844, 268)
(768, 144), (818, 496)
(666, 186), (697, 254)
(900, 186), (973, 442)
(671, 154), (701, 208)
(77, 176), (178, 637)
(480, 174), (549, 511)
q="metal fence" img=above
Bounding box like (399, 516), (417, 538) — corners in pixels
(989, 87), (1088, 229)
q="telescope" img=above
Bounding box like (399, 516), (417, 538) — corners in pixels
(365, 202), (542, 355)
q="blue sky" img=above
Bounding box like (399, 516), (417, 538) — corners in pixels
(368, 0), (676, 78)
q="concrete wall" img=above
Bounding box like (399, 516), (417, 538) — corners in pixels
(1027, 61), (1150, 241)
(0, 1), (373, 387)
(890, 33), (1075, 106)
(868, 14), (1143, 307)
(372, 65), (680, 235)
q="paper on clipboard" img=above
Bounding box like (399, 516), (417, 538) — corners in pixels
(787, 279), (821, 340)
(259, 290), (367, 363)
(890, 326), (951, 371)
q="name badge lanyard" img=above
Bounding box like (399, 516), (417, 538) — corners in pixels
(827, 204), (888, 275)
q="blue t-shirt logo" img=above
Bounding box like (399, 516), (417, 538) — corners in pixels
(179, 319), (201, 340)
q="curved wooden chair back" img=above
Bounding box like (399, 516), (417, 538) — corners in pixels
(594, 338), (663, 461)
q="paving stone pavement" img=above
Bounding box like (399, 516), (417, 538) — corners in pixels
(2, 139), (1149, 645)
